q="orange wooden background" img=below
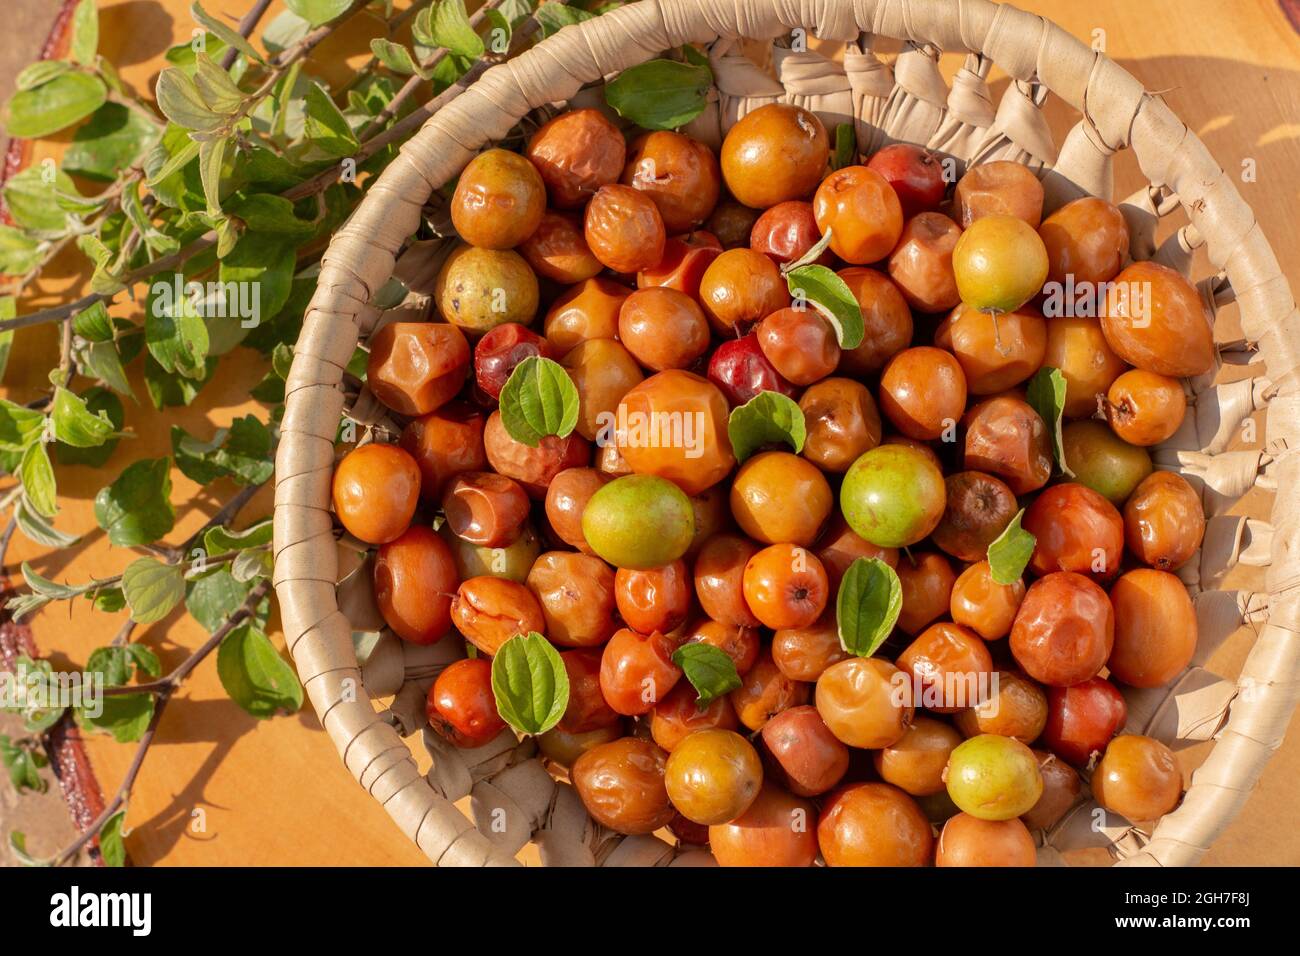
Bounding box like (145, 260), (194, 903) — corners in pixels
(4, 0), (1298, 865)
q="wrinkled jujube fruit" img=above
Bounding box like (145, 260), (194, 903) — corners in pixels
(399, 402), (488, 502)
(1041, 676), (1128, 766)
(450, 147), (546, 249)
(836, 267), (913, 375)
(693, 534), (763, 629)
(953, 670), (1047, 744)
(897, 622), (995, 714)
(525, 108), (626, 208)
(1123, 470), (1205, 571)
(949, 560), (1025, 641)
(484, 410), (590, 498)
(518, 210), (603, 284)
(599, 627), (682, 715)
(935, 813), (1036, 867)
(1010, 571), (1114, 687)
(366, 321), (470, 417)
(617, 286), (711, 372)
(935, 303), (1046, 395)
(729, 647), (810, 731)
(750, 200), (831, 266)
(887, 212), (963, 313)
(698, 247), (791, 333)
(1039, 196), (1129, 287)
(544, 467), (608, 553)
(622, 130), (722, 233)
(543, 277), (629, 353)
(561, 337), (644, 442)
(571, 737), (675, 835)
(615, 559), (692, 636)
(756, 308), (841, 386)
(798, 377), (882, 474)
(441, 471), (530, 548)
(931, 470), (1018, 563)
(584, 184), (667, 274)
(760, 704), (850, 796)
(650, 682), (740, 752)
(814, 165), (905, 264)
(771, 613), (849, 683)
(427, 658), (507, 748)
(525, 551), (619, 648)
(952, 160), (1044, 228)
(816, 657), (914, 749)
(1099, 261), (1215, 378)
(1022, 482), (1124, 580)
(473, 322), (555, 400)
(962, 395), (1053, 495)
(1021, 750), (1082, 831)
(872, 715), (963, 796)
(559, 648), (621, 734)
(451, 575), (547, 657)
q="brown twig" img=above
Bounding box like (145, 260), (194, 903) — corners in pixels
(220, 0), (274, 71)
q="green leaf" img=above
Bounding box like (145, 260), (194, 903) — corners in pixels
(0, 399), (45, 452)
(231, 548), (272, 582)
(198, 136), (228, 215)
(604, 59), (712, 131)
(144, 354), (216, 409)
(0, 657), (66, 731)
(498, 356), (579, 448)
(483, 9), (513, 53)
(261, 10), (311, 54)
(94, 457), (175, 547)
(225, 193), (315, 237)
(186, 568), (251, 633)
(15, 61), (72, 91)
(70, 0), (99, 65)
(86, 644), (161, 686)
(64, 102), (160, 182)
(0, 736), (48, 794)
(727, 391), (806, 463)
(3, 165), (82, 237)
(18, 443), (57, 518)
(121, 558), (185, 625)
(536, 3), (594, 37)
(0, 226), (41, 275)
(204, 517), (273, 556)
(370, 39), (425, 77)
(490, 632), (568, 736)
(76, 340), (134, 399)
(155, 68), (226, 131)
(144, 127), (200, 190)
(284, 0), (353, 27)
(0, 300), (11, 383)
(76, 694), (154, 743)
(72, 301), (114, 341)
(836, 557), (902, 657)
(422, 0), (485, 58)
(302, 82), (358, 159)
(14, 497), (79, 548)
(172, 416), (274, 486)
(9, 831), (51, 867)
(832, 123), (856, 170)
(97, 811), (126, 867)
(217, 234), (296, 344)
(217, 623), (303, 719)
(190, 1), (267, 66)
(21, 564), (85, 600)
(786, 264), (865, 349)
(671, 642), (741, 707)
(92, 587), (127, 613)
(193, 55), (245, 114)
(146, 275), (210, 376)
(986, 508), (1036, 586)
(51, 387), (117, 448)
(3, 72), (107, 138)
(1026, 366), (1073, 477)
(56, 387), (125, 467)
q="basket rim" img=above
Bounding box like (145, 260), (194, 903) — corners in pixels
(273, 0), (1300, 867)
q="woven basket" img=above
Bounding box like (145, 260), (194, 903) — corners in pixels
(272, 0), (1300, 867)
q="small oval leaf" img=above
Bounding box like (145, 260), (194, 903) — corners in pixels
(3, 72), (107, 139)
(987, 508), (1036, 585)
(727, 391), (806, 463)
(836, 557), (902, 657)
(786, 264), (865, 349)
(490, 632), (569, 737)
(671, 643), (741, 707)
(121, 557), (185, 625)
(499, 356), (579, 447)
(1026, 366), (1073, 477)
(604, 59), (712, 131)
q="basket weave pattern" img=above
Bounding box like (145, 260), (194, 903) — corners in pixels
(273, 0), (1300, 866)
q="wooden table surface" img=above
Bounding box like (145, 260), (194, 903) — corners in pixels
(3, 0), (1298, 866)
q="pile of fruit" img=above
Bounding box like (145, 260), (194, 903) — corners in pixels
(329, 101), (1211, 866)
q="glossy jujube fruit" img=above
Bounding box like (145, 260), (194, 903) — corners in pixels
(952, 160), (1044, 228)
(729, 648), (809, 731)
(538, 723), (624, 768)
(483, 410), (589, 498)
(622, 130), (721, 233)
(840, 443), (946, 548)
(1010, 571), (1114, 687)
(1039, 196), (1129, 287)
(952, 215), (1049, 314)
(818, 783), (933, 867)
(615, 560), (691, 636)
(332, 443), (420, 545)
(1106, 369), (1187, 446)
(935, 304), (1046, 394)
(1091, 734), (1181, 822)
(879, 346), (968, 441)
(1061, 420), (1152, 505)
(560, 337), (643, 441)
(816, 657), (914, 749)
(935, 813), (1036, 867)
(441, 521), (540, 583)
(1123, 470), (1205, 570)
(798, 377), (882, 473)
(698, 248), (790, 333)
(953, 670), (1047, 744)
(571, 737), (674, 835)
(750, 200), (831, 265)
(637, 232), (721, 299)
(664, 729), (763, 825)
(931, 471), (1017, 563)
(895, 551), (956, 636)
(1099, 261), (1215, 377)
(582, 474), (695, 570)
(441, 471), (529, 547)
(887, 212), (963, 313)
(741, 543), (829, 631)
(706, 332), (797, 407)
(897, 622), (995, 714)
(525, 108), (626, 208)
(599, 627), (682, 715)
(544, 467), (608, 553)
(814, 512), (899, 593)
(962, 395), (1053, 495)
(761, 705), (849, 796)
(617, 287), (710, 372)
(525, 551), (619, 648)
(1021, 750), (1082, 831)
(709, 783), (819, 867)
(872, 715), (963, 796)
(944, 733), (1043, 821)
(1022, 482), (1123, 580)
(1041, 315), (1127, 418)
(650, 682), (739, 751)
(729, 451), (832, 547)
(1107, 569), (1197, 688)
(473, 323), (555, 400)
(693, 534), (763, 628)
(836, 267), (913, 375)
(435, 244), (539, 333)
(559, 648), (621, 734)
(720, 103), (829, 209)
(615, 371), (735, 496)
(518, 211), (602, 284)
(543, 277), (628, 352)
(1042, 677), (1128, 766)
(756, 308), (840, 386)
(682, 618), (760, 677)
(451, 576), (546, 657)
(399, 403), (487, 501)
(366, 321), (470, 417)
(867, 143), (947, 218)
(450, 147), (545, 249)
(813, 165), (904, 264)
(771, 613), (848, 682)
(706, 200), (761, 250)
(427, 658), (506, 748)
(374, 526), (457, 644)
(584, 184), (666, 274)
(949, 560), (1025, 640)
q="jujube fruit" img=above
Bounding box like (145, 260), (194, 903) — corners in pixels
(1107, 569), (1197, 688)
(1010, 571), (1114, 687)
(332, 443), (420, 545)
(571, 737), (674, 835)
(720, 104), (829, 209)
(1091, 734), (1182, 822)
(366, 321), (469, 417)
(450, 147), (545, 249)
(374, 526), (457, 644)
(525, 108), (626, 208)
(813, 165), (904, 264)
(427, 658), (506, 748)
